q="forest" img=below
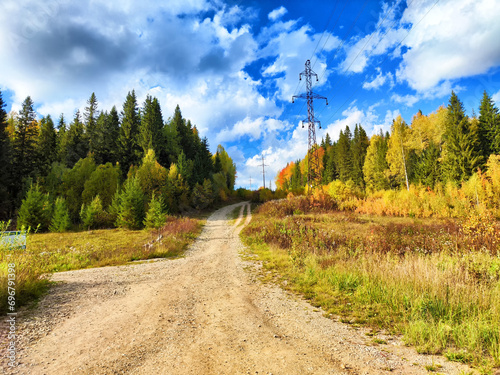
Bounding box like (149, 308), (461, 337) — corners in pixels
(275, 91), (500, 217)
(0, 90), (237, 231)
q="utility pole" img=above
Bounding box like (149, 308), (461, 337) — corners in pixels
(261, 155), (268, 189)
(292, 59), (328, 189)
(249, 176), (252, 191)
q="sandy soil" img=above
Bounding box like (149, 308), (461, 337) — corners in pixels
(2, 202), (476, 374)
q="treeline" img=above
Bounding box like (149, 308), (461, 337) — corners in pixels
(276, 91), (500, 193)
(0, 90), (236, 230)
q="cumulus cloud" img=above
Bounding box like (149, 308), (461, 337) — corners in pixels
(216, 117), (289, 143)
(363, 68), (394, 90)
(259, 21), (340, 101)
(268, 6), (288, 21)
(0, 0), (283, 147)
(340, 0), (500, 97)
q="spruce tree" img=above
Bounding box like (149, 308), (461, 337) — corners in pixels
(17, 184), (52, 231)
(351, 124), (369, 188)
(49, 197), (71, 232)
(118, 90), (141, 176)
(442, 91), (481, 183)
(414, 142), (441, 188)
(144, 192), (166, 229)
(65, 110), (88, 168)
(0, 90), (11, 217)
(478, 91), (499, 162)
(12, 96), (38, 187)
(56, 114), (67, 164)
(335, 126), (353, 182)
(116, 176), (145, 229)
(36, 115), (57, 177)
(139, 95), (163, 156)
(84, 92), (99, 154)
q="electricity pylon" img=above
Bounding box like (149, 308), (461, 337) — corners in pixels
(292, 60), (328, 189)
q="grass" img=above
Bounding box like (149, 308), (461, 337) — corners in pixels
(0, 216), (203, 314)
(241, 198), (500, 370)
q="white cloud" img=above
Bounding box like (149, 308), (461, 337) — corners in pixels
(493, 90), (500, 106)
(216, 117), (288, 143)
(259, 22), (340, 101)
(363, 68), (394, 90)
(397, 0), (500, 92)
(391, 93), (419, 107)
(268, 6), (287, 21)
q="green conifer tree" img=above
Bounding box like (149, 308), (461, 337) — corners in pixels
(144, 192), (166, 229)
(0, 90), (11, 217)
(442, 91), (482, 183)
(36, 115), (57, 176)
(118, 90), (141, 176)
(49, 197), (71, 232)
(17, 184), (52, 231)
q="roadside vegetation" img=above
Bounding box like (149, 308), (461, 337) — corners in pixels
(241, 195), (500, 371)
(0, 216), (202, 314)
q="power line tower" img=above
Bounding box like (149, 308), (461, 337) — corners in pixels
(292, 59), (328, 188)
(261, 155), (268, 189)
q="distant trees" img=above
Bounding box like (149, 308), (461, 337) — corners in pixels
(0, 88), (236, 231)
(276, 91), (500, 195)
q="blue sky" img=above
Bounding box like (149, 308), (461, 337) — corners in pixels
(1, 0), (500, 189)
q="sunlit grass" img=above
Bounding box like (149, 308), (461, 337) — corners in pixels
(241, 200), (500, 370)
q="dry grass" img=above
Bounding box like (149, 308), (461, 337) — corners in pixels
(241, 199), (500, 371)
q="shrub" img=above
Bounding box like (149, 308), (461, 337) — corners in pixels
(17, 184), (52, 231)
(49, 197), (71, 232)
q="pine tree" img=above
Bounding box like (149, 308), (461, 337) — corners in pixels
(36, 115), (57, 176)
(118, 90), (141, 176)
(139, 95), (163, 156)
(84, 92), (99, 154)
(442, 91), (482, 183)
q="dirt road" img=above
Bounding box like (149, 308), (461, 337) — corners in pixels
(5, 202), (474, 374)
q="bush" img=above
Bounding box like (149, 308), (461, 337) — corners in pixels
(144, 193), (167, 229)
(49, 197), (71, 232)
(17, 184), (52, 231)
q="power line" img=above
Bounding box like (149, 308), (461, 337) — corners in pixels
(317, 0), (402, 105)
(291, 1), (343, 101)
(322, 0), (441, 125)
(295, 0), (368, 121)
